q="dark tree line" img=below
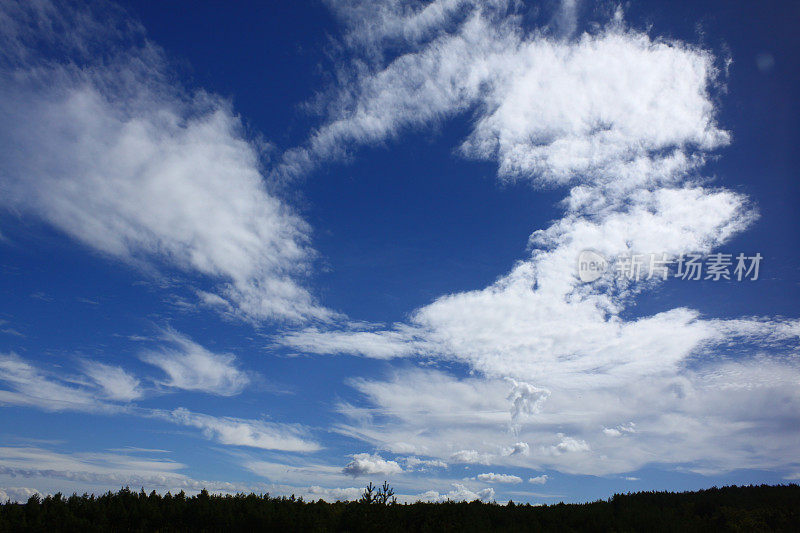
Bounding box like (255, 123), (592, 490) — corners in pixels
(1, 483), (798, 532)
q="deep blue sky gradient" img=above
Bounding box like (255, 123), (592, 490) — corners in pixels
(0, 0), (798, 503)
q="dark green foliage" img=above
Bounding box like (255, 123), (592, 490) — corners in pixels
(0, 484), (798, 532)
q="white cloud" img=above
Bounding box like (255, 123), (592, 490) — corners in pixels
(1, 446), (457, 504)
(0, 446), (448, 503)
(333, 362), (800, 476)
(0, 446), (259, 495)
(0, 352), (319, 453)
(450, 450), (491, 464)
(0, 446), (182, 486)
(503, 443), (530, 457)
(277, 1), (728, 188)
(140, 328), (250, 396)
(477, 472), (522, 484)
(324, 0), (483, 53)
(459, 32), (727, 185)
(0, 445), (381, 502)
(415, 483), (495, 503)
(245, 459), (353, 488)
(1, 0), (797, 493)
(403, 456), (448, 470)
(82, 361), (142, 401)
(244, 455), (507, 503)
(280, 324), (428, 359)
(305, 485), (364, 502)
(160, 408), (320, 452)
(552, 437), (590, 454)
(0, 0), (331, 323)
(342, 453), (403, 477)
(0, 353), (119, 413)
(603, 423), (636, 438)
(272, 0), (800, 480)
(552, 0), (579, 39)
(528, 475), (548, 485)
(507, 380), (549, 419)
(0, 487), (40, 503)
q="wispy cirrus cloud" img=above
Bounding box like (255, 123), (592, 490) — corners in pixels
(0, 352), (320, 453)
(0, 0), (333, 324)
(0, 446), (185, 485)
(140, 328), (250, 397)
(0, 446), (261, 497)
(159, 408), (320, 453)
(81, 360), (142, 402)
(0, 353), (123, 413)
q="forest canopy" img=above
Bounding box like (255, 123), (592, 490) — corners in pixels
(1, 483), (798, 532)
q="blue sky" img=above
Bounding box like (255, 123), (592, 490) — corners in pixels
(0, 0), (798, 504)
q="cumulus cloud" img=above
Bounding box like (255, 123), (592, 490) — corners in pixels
(528, 475), (548, 485)
(503, 443), (530, 457)
(305, 485), (364, 502)
(450, 450), (491, 464)
(342, 453), (403, 477)
(0, 0), (331, 323)
(415, 483), (495, 503)
(140, 328), (250, 396)
(552, 437), (590, 454)
(477, 472), (522, 484)
(0, 487), (40, 503)
(507, 380), (549, 419)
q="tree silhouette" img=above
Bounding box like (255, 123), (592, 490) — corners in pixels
(378, 481), (396, 505)
(359, 482), (376, 504)
(0, 483), (798, 531)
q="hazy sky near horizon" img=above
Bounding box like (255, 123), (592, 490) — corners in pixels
(0, 0), (798, 504)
